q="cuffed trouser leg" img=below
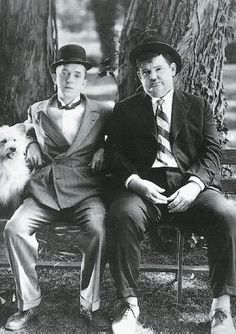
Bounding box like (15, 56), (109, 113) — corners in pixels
(107, 190), (159, 299)
(4, 196), (107, 312)
(4, 198), (59, 311)
(70, 197), (107, 312)
(185, 189), (236, 298)
(108, 187), (236, 301)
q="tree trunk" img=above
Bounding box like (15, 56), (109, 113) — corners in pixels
(0, 0), (57, 125)
(119, 0), (233, 127)
(90, 0), (117, 62)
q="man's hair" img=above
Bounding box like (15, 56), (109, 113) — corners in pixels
(136, 52), (175, 68)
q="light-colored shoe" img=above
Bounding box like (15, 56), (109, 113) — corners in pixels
(210, 308), (236, 334)
(5, 306), (40, 331)
(112, 302), (140, 334)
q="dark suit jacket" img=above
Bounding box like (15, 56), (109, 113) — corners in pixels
(25, 94), (112, 210)
(106, 89), (222, 191)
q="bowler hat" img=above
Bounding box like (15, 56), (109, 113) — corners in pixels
(50, 44), (93, 73)
(129, 38), (182, 73)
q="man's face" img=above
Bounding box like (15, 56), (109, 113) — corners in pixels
(137, 54), (176, 98)
(52, 63), (87, 101)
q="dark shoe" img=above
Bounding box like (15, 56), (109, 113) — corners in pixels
(210, 308), (236, 334)
(5, 306), (40, 331)
(80, 306), (111, 331)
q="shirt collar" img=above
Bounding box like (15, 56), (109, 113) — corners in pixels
(57, 95), (81, 107)
(151, 89), (174, 106)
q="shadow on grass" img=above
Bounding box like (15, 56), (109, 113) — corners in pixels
(0, 221), (217, 333)
(1, 268), (233, 333)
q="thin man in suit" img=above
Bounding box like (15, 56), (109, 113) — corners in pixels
(106, 37), (236, 334)
(4, 44), (112, 332)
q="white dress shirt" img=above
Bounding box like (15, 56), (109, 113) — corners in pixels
(47, 96), (85, 145)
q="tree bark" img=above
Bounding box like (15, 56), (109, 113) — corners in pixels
(119, 0), (233, 126)
(0, 0), (57, 125)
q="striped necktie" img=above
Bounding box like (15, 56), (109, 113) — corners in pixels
(155, 98), (175, 166)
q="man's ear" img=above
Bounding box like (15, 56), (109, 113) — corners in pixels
(82, 77), (87, 89)
(137, 70), (141, 81)
(170, 63), (177, 77)
(51, 73), (57, 84)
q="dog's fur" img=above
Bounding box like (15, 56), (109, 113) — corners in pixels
(0, 124), (31, 210)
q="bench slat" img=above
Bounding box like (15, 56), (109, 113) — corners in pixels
(221, 178), (236, 193)
(0, 261), (209, 273)
(222, 149), (236, 165)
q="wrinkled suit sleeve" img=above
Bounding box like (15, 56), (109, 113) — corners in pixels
(23, 106), (37, 140)
(184, 99), (222, 187)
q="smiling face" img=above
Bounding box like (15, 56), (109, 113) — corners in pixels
(137, 54), (177, 98)
(52, 63), (87, 104)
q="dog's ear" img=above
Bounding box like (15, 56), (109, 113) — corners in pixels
(12, 123), (26, 134)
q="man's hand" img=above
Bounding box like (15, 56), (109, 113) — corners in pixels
(25, 142), (44, 169)
(89, 147), (105, 173)
(167, 182), (201, 213)
(129, 177), (168, 204)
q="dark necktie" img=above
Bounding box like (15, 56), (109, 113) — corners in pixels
(57, 99), (81, 110)
(155, 99), (174, 166)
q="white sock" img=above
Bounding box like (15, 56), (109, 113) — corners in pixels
(123, 297), (138, 307)
(211, 295), (230, 313)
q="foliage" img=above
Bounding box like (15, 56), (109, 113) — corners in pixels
(56, 0), (93, 32)
(97, 54), (119, 83)
(56, 0), (130, 62)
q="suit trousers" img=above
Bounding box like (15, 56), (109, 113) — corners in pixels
(4, 196), (106, 312)
(107, 168), (236, 299)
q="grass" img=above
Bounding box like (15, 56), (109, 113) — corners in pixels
(0, 267), (214, 333)
(1, 263), (230, 333)
(0, 221), (224, 333)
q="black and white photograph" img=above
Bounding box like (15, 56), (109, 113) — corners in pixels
(0, 0), (236, 333)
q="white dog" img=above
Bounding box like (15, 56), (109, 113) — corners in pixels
(0, 124), (31, 209)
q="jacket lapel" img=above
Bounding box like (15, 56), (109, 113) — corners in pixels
(136, 92), (157, 139)
(41, 112), (69, 150)
(170, 89), (191, 144)
(40, 96), (70, 150)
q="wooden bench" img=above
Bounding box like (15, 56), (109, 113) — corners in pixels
(0, 149), (236, 304)
(162, 148), (236, 303)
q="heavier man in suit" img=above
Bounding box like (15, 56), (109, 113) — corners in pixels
(106, 38), (236, 334)
(4, 44), (112, 331)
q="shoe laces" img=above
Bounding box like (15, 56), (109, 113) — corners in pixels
(80, 307), (92, 321)
(119, 303), (137, 319)
(211, 309), (228, 324)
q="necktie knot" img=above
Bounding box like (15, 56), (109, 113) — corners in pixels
(155, 98), (167, 122)
(57, 99), (81, 110)
(156, 98), (164, 108)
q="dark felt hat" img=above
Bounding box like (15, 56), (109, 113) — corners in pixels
(50, 44), (93, 73)
(129, 38), (182, 73)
